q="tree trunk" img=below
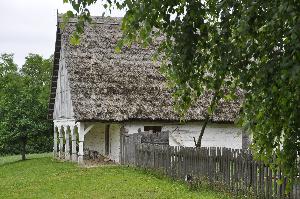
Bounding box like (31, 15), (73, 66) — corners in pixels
(195, 91), (219, 148)
(196, 113), (210, 147)
(21, 137), (27, 160)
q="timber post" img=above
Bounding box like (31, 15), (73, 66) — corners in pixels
(53, 126), (58, 158)
(58, 126), (64, 159)
(64, 126), (70, 160)
(70, 125), (77, 162)
(77, 122), (85, 164)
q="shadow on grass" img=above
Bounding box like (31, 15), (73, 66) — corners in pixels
(0, 153), (51, 167)
(122, 165), (233, 199)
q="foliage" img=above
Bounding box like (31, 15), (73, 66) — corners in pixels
(63, 0), (300, 187)
(0, 54), (53, 158)
(0, 154), (229, 199)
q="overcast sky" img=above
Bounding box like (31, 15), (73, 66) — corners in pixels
(0, 0), (125, 67)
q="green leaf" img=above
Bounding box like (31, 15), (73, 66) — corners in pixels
(224, 94), (233, 101)
(66, 10), (74, 18)
(70, 33), (81, 45)
(115, 46), (121, 53)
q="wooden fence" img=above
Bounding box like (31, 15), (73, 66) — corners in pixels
(120, 131), (169, 165)
(120, 131), (142, 165)
(121, 140), (300, 198)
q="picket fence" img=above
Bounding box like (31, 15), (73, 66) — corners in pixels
(120, 133), (300, 199)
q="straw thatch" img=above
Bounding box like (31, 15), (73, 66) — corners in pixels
(49, 16), (242, 122)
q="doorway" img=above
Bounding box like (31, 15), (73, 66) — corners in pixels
(105, 124), (110, 155)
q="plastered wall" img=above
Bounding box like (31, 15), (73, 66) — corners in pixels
(84, 121), (242, 164)
(84, 123), (121, 162)
(124, 122), (242, 149)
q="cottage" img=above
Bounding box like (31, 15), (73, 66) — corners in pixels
(48, 16), (245, 164)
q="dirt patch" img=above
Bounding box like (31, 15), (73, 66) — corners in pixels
(81, 153), (117, 168)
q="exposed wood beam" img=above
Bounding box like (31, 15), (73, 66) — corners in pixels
(83, 124), (95, 136)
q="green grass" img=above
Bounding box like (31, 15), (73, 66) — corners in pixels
(0, 154), (230, 199)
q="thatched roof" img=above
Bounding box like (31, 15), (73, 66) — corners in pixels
(48, 16), (242, 122)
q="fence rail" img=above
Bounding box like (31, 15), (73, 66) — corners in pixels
(120, 133), (300, 199)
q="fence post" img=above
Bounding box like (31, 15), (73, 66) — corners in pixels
(119, 142), (298, 199)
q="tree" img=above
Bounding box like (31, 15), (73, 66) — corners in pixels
(0, 54), (52, 160)
(63, 0), (300, 186)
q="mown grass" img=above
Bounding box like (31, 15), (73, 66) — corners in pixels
(0, 153), (230, 199)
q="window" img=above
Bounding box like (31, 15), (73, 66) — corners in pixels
(144, 126), (162, 133)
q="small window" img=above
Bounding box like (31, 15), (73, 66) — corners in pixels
(144, 126), (162, 133)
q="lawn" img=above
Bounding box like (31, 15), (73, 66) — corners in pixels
(0, 153), (230, 199)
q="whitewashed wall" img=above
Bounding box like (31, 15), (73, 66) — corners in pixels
(84, 123), (121, 162)
(83, 121), (242, 164)
(124, 122), (242, 149)
(109, 124), (121, 162)
(84, 123), (105, 154)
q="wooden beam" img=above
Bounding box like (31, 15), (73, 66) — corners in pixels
(83, 124), (95, 136)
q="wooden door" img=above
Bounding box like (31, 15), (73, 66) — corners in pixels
(105, 124), (110, 155)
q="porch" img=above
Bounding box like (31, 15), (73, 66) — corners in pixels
(53, 119), (122, 164)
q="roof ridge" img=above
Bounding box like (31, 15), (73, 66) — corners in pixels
(57, 14), (122, 25)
